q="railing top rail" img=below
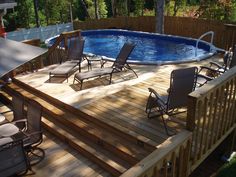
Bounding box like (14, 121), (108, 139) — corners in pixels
(189, 66), (236, 99)
(120, 130), (192, 177)
(47, 29), (81, 55)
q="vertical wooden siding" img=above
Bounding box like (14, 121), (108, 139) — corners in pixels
(187, 66), (236, 172)
(73, 16), (236, 50)
(121, 130), (192, 177)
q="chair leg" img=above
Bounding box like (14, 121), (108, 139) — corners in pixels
(49, 73), (51, 82)
(126, 64), (138, 78)
(161, 115), (176, 136)
(26, 146), (45, 166)
(80, 80), (83, 90)
(109, 73), (112, 84)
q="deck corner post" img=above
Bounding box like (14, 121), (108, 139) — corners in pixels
(186, 95), (197, 132)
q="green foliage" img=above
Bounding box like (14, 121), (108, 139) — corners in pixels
(14, 0), (35, 28)
(197, 0), (236, 22)
(3, 0), (236, 31)
(86, 0), (107, 18)
(134, 0), (144, 16)
(217, 156), (236, 177)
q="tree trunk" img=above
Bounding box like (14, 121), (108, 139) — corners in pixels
(33, 0), (40, 27)
(156, 0), (165, 33)
(94, 0), (100, 19)
(173, 0), (178, 16)
(80, 0), (90, 18)
(127, 0), (130, 16)
(69, 2), (73, 23)
(45, 0), (49, 25)
(111, 0), (117, 17)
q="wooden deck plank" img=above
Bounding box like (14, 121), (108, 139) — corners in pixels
(30, 131), (110, 177)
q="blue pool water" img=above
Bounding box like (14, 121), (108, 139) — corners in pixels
(46, 29), (217, 65)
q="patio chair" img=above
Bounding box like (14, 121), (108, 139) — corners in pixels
(22, 99), (44, 165)
(0, 139), (30, 177)
(199, 46), (235, 78)
(145, 67), (198, 135)
(49, 37), (85, 82)
(11, 92), (26, 129)
(73, 42), (138, 89)
(0, 99), (44, 165)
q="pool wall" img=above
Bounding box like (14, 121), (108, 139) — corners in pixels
(46, 29), (219, 65)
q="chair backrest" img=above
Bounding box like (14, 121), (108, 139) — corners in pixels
(12, 92), (25, 129)
(229, 45), (236, 69)
(26, 99), (43, 145)
(0, 140), (29, 176)
(112, 43), (135, 70)
(67, 37), (85, 62)
(167, 67), (198, 110)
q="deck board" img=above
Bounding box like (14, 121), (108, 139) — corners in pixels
(12, 54), (223, 176)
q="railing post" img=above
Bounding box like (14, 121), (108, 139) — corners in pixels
(186, 95), (198, 131)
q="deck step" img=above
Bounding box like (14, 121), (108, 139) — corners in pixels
(12, 78), (156, 151)
(3, 82), (149, 164)
(42, 116), (130, 176)
(0, 90), (12, 106)
(2, 81), (154, 175)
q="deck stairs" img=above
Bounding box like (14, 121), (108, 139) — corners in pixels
(0, 78), (156, 176)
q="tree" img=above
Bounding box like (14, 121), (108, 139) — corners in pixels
(94, 0), (100, 19)
(156, 0), (165, 33)
(33, 0), (40, 27)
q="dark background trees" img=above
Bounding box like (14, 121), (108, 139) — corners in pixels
(3, 0), (236, 32)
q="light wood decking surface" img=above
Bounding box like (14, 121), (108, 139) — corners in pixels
(11, 55), (222, 176)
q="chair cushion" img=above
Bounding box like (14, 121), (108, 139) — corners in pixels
(0, 113), (5, 123)
(75, 68), (113, 81)
(50, 62), (78, 75)
(0, 137), (13, 146)
(0, 123), (19, 137)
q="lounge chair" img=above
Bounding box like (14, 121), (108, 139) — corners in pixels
(49, 37), (85, 82)
(145, 67), (198, 135)
(199, 46), (235, 78)
(73, 42), (138, 89)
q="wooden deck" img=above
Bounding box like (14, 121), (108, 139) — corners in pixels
(0, 54), (223, 176)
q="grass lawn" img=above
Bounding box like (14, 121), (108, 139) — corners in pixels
(217, 156), (236, 177)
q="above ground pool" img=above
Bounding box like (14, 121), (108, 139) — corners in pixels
(46, 29), (218, 65)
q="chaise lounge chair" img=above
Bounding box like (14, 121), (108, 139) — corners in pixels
(199, 46), (235, 78)
(49, 37), (85, 82)
(73, 42), (138, 89)
(145, 67), (198, 135)
(197, 46), (236, 86)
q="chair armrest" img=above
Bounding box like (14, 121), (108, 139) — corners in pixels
(209, 61), (222, 68)
(197, 74), (213, 81)
(199, 66), (223, 75)
(25, 130), (43, 137)
(148, 88), (166, 106)
(12, 119), (27, 124)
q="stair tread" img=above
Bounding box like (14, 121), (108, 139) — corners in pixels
(43, 117), (129, 175)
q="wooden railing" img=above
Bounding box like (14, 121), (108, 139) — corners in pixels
(187, 66), (236, 172)
(73, 16), (236, 50)
(121, 130), (192, 177)
(45, 30), (81, 65)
